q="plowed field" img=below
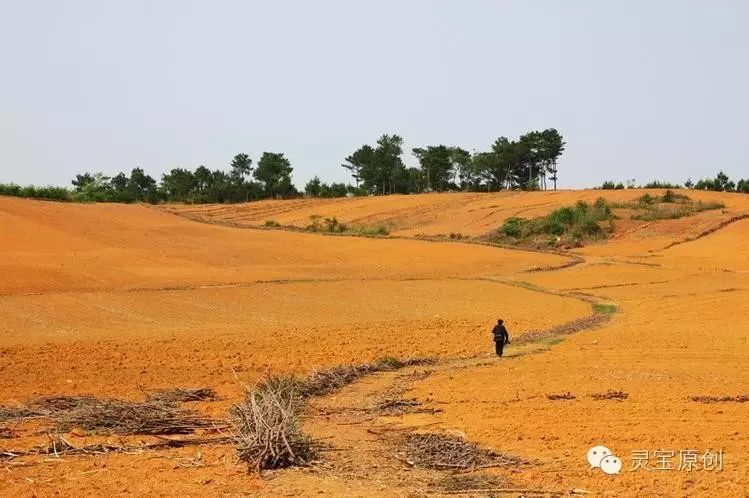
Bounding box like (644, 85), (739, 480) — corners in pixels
(1, 190), (748, 496)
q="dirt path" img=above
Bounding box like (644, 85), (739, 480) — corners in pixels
(264, 286), (615, 497)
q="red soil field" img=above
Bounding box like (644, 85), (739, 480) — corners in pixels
(1, 190), (748, 496)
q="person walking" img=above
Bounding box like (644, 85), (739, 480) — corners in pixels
(492, 319), (510, 357)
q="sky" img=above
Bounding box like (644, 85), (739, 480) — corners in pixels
(1, 1), (747, 189)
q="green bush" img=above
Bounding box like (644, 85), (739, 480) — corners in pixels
(351, 225), (389, 236)
(495, 199), (613, 247)
(547, 207), (575, 226)
(638, 193), (656, 205)
(500, 217), (525, 237)
(542, 220), (566, 236)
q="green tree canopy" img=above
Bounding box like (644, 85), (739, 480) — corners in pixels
(254, 152), (293, 198)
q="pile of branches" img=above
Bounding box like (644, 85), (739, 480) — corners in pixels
(0, 406), (40, 423)
(229, 375), (317, 472)
(145, 387), (217, 404)
(590, 390), (629, 401)
(546, 392), (576, 401)
(300, 356), (434, 397)
(1, 434), (230, 461)
(689, 394), (749, 404)
(52, 397), (215, 435)
(227, 356), (434, 472)
(0, 393), (219, 436)
(400, 432), (528, 471)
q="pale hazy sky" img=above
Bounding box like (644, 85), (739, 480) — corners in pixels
(1, 1), (747, 189)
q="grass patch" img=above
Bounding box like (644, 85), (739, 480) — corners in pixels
(593, 303), (618, 315)
(538, 336), (565, 347)
(631, 200), (724, 221)
(610, 191), (724, 221)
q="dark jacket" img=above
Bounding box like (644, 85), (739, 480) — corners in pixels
(492, 324), (509, 343)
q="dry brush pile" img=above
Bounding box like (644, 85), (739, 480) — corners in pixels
(399, 432), (529, 471)
(0, 391), (219, 436)
(229, 356), (435, 472)
(2, 358), (434, 472)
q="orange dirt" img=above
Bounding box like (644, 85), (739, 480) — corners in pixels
(1, 190), (748, 496)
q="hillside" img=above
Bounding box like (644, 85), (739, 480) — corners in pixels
(1, 191), (748, 497)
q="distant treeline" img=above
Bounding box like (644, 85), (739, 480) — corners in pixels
(600, 171), (749, 193)
(0, 130), (567, 204)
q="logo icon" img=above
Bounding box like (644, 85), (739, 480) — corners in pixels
(587, 445), (621, 475)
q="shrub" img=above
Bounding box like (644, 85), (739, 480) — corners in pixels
(575, 219), (603, 237)
(351, 225), (389, 236)
(638, 193), (656, 205)
(264, 220), (281, 227)
(494, 199), (613, 247)
(323, 217), (346, 233)
(500, 217), (525, 238)
(547, 207), (575, 226)
(659, 189), (690, 203)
